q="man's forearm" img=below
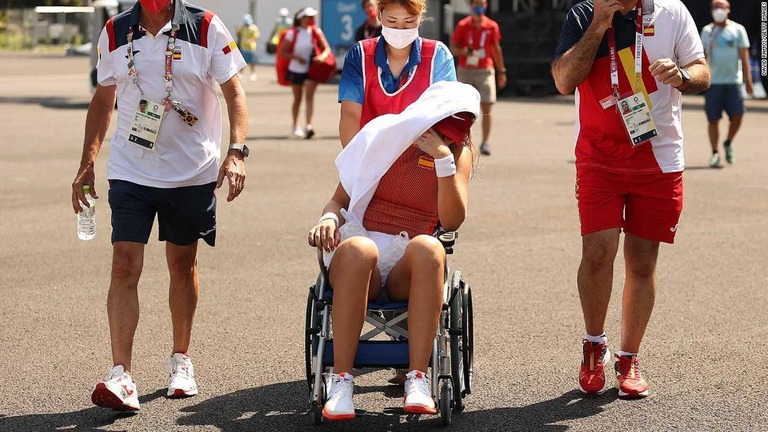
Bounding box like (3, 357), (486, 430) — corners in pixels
(742, 54), (753, 85)
(227, 93), (248, 144)
(682, 62), (711, 95)
(493, 44), (505, 71)
(79, 92), (114, 167)
(552, 26), (606, 94)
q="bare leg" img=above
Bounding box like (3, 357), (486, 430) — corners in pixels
(167, 242), (199, 355)
(578, 229), (621, 337)
(108, 241), (145, 372)
(304, 80), (318, 127)
(620, 233), (659, 353)
(726, 115), (743, 142)
(387, 235), (445, 372)
(291, 84), (303, 129)
(328, 237), (382, 374)
(481, 102), (492, 144)
(708, 121), (720, 153)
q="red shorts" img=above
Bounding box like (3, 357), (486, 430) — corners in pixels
(575, 166), (683, 244)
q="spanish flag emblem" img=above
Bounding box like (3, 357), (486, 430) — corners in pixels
(222, 40), (237, 55)
(643, 24), (655, 36)
(418, 156), (435, 170)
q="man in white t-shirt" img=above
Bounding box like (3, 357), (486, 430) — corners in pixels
(70, 0), (248, 412)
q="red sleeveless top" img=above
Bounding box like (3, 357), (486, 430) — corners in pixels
(359, 38), (441, 238)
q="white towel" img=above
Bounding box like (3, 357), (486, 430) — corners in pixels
(337, 81), (481, 224)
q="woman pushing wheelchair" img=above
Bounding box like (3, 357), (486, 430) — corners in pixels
(308, 77), (480, 420)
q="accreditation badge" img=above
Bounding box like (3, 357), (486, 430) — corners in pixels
(128, 99), (164, 151)
(466, 55), (480, 67)
(474, 48), (487, 59)
(618, 93), (658, 146)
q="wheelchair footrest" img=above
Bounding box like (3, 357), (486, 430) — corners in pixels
(322, 340), (410, 369)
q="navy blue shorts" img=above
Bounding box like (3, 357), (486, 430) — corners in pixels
(108, 180), (217, 246)
(704, 84), (745, 122)
(288, 71), (309, 85)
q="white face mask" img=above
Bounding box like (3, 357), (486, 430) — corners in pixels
(712, 8), (728, 23)
(381, 25), (419, 50)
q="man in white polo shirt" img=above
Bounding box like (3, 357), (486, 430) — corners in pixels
(70, 0), (248, 411)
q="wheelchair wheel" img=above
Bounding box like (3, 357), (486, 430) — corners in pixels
(439, 379), (453, 426)
(462, 283), (474, 396)
(449, 271), (466, 412)
(305, 278), (322, 389)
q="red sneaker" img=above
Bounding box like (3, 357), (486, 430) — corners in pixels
(614, 354), (649, 398)
(578, 339), (611, 394)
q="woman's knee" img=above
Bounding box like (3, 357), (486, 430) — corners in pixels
(335, 236), (379, 266)
(405, 235), (445, 269)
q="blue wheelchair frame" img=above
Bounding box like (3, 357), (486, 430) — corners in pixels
(305, 230), (474, 426)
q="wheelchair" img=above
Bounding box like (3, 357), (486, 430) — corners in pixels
(305, 229), (474, 426)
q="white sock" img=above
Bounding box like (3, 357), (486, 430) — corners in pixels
(584, 333), (607, 344)
(617, 351), (637, 357)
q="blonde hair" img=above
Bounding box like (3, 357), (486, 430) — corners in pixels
(376, 0), (427, 17)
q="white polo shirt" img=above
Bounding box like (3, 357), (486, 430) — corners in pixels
(97, 3), (245, 188)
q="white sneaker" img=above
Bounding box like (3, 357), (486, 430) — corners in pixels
(292, 126), (305, 138)
(167, 353), (198, 397)
(322, 372), (356, 421)
(403, 370), (436, 414)
(709, 153), (721, 168)
(249, 72), (257, 81)
(91, 365), (140, 411)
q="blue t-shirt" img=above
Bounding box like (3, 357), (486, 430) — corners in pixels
(338, 37), (456, 104)
(701, 21), (750, 85)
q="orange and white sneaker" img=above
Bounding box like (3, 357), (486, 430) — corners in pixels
(578, 339), (611, 394)
(404, 370), (436, 414)
(614, 354), (649, 398)
(322, 372), (356, 421)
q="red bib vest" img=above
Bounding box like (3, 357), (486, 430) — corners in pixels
(360, 38), (441, 238)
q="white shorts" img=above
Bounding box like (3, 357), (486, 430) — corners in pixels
(323, 215), (410, 287)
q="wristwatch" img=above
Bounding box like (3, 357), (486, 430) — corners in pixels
(228, 142), (249, 157)
(676, 68), (691, 92)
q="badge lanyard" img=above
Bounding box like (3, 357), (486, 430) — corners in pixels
(467, 30), (487, 51)
(126, 26), (197, 126)
(607, 0), (644, 104)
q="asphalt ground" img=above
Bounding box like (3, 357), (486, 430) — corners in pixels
(0, 52), (767, 432)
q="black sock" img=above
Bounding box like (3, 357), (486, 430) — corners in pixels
(724, 139), (732, 148)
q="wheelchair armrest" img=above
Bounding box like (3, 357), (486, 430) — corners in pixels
(435, 230), (457, 254)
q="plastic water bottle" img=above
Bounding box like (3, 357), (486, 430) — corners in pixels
(78, 185), (96, 240)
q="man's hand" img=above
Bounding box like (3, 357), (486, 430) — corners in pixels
(649, 59), (683, 87)
(71, 163), (98, 214)
(497, 71), (507, 89)
(591, 0), (623, 33)
(746, 81), (754, 97)
(217, 152), (246, 202)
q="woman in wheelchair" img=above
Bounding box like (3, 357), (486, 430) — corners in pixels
(307, 86), (477, 420)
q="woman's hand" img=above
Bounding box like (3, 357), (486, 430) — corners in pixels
(414, 128), (452, 159)
(308, 219), (341, 252)
(314, 53), (328, 63)
(294, 56), (308, 65)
